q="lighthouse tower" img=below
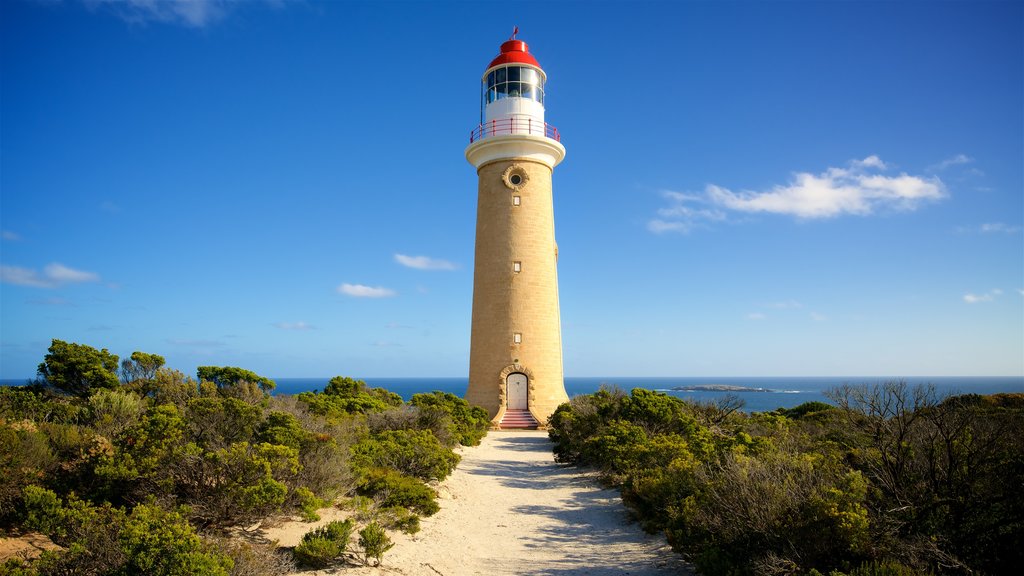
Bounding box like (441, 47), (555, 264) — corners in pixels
(465, 33), (568, 428)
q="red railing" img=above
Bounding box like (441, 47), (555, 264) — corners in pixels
(470, 118), (561, 143)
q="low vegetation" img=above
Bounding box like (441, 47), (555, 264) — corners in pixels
(0, 338), (490, 574)
(547, 383), (1024, 576)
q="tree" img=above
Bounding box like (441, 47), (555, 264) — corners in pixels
(197, 366), (276, 393)
(121, 351), (166, 385)
(37, 339), (119, 397)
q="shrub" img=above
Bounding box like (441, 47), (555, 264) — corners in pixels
(410, 391), (490, 446)
(36, 339), (120, 397)
(0, 422), (54, 526)
(292, 537), (342, 569)
(88, 388), (145, 438)
(379, 505), (421, 534)
(352, 428), (459, 481)
(848, 560), (933, 576)
(21, 486), (232, 575)
(358, 522), (394, 566)
(357, 468), (439, 516)
(256, 411), (309, 450)
(197, 366), (276, 393)
(209, 537), (296, 576)
(292, 519), (354, 568)
(293, 487), (325, 522)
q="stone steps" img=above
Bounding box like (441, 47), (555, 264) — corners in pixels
(500, 409), (540, 429)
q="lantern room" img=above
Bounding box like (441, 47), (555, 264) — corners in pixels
(473, 37), (556, 142)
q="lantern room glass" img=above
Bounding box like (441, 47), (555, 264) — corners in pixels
(481, 65), (545, 107)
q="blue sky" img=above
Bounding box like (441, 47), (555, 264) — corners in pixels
(1, 0), (1021, 379)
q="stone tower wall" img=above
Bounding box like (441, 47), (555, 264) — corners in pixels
(466, 157), (568, 425)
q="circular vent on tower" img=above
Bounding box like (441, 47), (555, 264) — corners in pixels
(502, 165), (529, 191)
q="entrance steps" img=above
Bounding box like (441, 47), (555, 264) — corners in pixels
(500, 409), (540, 429)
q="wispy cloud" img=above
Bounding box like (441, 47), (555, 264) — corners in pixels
(337, 283), (396, 298)
(275, 321), (314, 330)
(394, 254), (458, 271)
(810, 312), (828, 322)
(2, 230), (21, 241)
(647, 192), (727, 234)
(650, 156), (945, 233)
(81, 0), (292, 28)
(963, 289), (1002, 304)
(979, 222), (1022, 234)
(927, 154), (972, 172)
(1, 263), (101, 288)
(747, 312), (766, 321)
(83, 0), (229, 28)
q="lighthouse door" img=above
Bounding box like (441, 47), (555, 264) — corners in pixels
(506, 373), (528, 409)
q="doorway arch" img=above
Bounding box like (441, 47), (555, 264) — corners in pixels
(506, 373), (529, 410)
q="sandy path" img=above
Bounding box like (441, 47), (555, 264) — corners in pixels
(302, 430), (690, 575)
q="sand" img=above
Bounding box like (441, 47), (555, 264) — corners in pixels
(267, 430), (690, 575)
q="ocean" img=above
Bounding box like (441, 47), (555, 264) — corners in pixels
(272, 376), (1024, 414)
(2, 376), (1020, 414)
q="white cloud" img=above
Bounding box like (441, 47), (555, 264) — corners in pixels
(928, 154), (973, 172)
(810, 312), (828, 322)
(338, 283), (396, 298)
(1, 263), (100, 288)
(275, 321), (314, 330)
(979, 222), (1021, 234)
(851, 155), (888, 170)
(747, 312), (766, 320)
(45, 263), (100, 284)
(648, 191), (727, 234)
(963, 289), (1002, 304)
(394, 254), (458, 271)
(2, 230), (21, 241)
(650, 157), (945, 232)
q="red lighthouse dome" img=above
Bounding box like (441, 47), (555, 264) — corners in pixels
(488, 39), (542, 69)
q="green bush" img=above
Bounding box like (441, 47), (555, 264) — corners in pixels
(293, 486), (326, 522)
(197, 366), (276, 393)
(298, 376), (403, 417)
(0, 422), (54, 526)
(358, 522), (394, 566)
(357, 468), (439, 516)
(379, 505), (421, 534)
(21, 486), (232, 575)
(255, 411), (308, 450)
(410, 391), (490, 446)
(292, 519), (354, 568)
(36, 339), (120, 397)
(352, 428), (459, 481)
(292, 537), (340, 569)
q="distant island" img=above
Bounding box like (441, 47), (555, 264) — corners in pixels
(671, 384), (773, 392)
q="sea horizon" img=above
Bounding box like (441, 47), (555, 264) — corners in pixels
(3, 375), (1021, 413)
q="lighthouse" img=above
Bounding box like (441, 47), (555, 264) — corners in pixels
(465, 33), (568, 429)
